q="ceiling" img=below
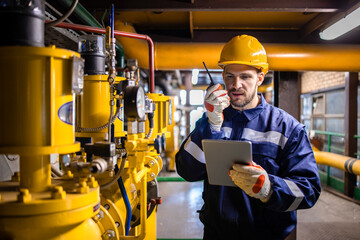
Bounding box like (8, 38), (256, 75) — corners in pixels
(79, 0), (360, 45)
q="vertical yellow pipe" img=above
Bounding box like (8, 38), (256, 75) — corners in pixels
(20, 155), (51, 192)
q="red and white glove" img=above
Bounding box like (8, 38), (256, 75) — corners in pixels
(229, 162), (272, 203)
(204, 84), (230, 131)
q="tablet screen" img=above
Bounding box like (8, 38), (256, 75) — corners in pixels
(202, 139), (252, 187)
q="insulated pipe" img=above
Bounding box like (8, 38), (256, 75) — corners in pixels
(114, 21), (360, 72)
(313, 150), (360, 175)
(51, 21), (155, 93)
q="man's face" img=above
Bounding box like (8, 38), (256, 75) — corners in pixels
(223, 64), (264, 111)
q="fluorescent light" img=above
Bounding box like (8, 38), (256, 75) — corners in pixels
(191, 69), (199, 85)
(320, 6), (360, 40)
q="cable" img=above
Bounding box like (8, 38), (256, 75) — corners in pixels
(45, 0), (79, 28)
(100, 156), (126, 189)
(76, 106), (120, 132)
(51, 165), (63, 177)
(145, 112), (154, 139)
(115, 164), (131, 235)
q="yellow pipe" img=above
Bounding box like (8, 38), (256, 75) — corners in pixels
(314, 150), (360, 175)
(114, 21), (360, 71)
(20, 155), (51, 192)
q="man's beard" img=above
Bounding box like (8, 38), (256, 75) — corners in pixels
(230, 87), (257, 109)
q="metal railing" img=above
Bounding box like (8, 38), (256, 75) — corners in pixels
(311, 130), (360, 196)
(312, 130), (360, 155)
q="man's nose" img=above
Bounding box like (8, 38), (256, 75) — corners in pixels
(233, 77), (243, 89)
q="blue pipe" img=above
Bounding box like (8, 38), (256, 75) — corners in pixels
(111, 4), (114, 38)
(115, 164), (131, 235)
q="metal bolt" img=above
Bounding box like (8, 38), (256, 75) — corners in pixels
(105, 230), (115, 239)
(149, 160), (155, 166)
(150, 173), (155, 179)
(17, 188), (32, 203)
(115, 222), (120, 227)
(93, 210), (104, 222)
(52, 186), (66, 199)
(88, 176), (99, 188)
(11, 172), (20, 182)
(104, 204), (110, 210)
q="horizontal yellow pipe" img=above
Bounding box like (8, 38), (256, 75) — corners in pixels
(115, 21), (360, 71)
(314, 151), (360, 175)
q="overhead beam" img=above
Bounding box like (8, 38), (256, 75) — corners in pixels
(189, 11), (194, 39)
(301, 1), (360, 38)
(299, 12), (337, 39)
(81, 0), (343, 12)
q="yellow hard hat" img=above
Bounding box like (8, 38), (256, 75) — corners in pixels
(218, 35), (268, 74)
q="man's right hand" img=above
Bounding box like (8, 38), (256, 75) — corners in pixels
(204, 84), (230, 131)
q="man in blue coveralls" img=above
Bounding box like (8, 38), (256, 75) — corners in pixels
(175, 35), (321, 240)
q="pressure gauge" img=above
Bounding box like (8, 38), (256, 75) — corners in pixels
(124, 85), (146, 120)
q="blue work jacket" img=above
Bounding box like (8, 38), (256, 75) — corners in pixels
(176, 94), (321, 240)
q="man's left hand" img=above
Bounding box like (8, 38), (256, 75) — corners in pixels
(229, 162), (272, 203)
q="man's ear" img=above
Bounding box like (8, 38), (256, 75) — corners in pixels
(257, 72), (265, 86)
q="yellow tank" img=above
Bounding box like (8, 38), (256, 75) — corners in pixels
(0, 45), (101, 240)
(76, 75), (127, 142)
(0, 46), (80, 155)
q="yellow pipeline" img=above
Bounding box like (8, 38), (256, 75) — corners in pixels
(314, 150), (360, 175)
(114, 21), (360, 71)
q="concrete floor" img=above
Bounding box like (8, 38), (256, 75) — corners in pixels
(157, 173), (360, 240)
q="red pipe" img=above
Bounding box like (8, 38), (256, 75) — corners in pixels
(50, 21), (155, 93)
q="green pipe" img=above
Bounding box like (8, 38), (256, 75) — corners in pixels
(58, 0), (102, 27)
(312, 130), (345, 137)
(327, 135), (332, 152)
(156, 177), (187, 182)
(57, 0), (125, 67)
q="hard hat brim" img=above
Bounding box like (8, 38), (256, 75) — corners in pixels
(218, 60), (269, 75)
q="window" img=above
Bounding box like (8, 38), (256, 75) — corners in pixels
(190, 90), (204, 106)
(313, 118), (324, 131)
(312, 94), (325, 115)
(190, 107), (205, 132)
(180, 90), (186, 105)
(302, 96), (312, 116)
(326, 90), (344, 114)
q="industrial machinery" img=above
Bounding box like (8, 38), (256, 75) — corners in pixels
(0, 1), (170, 239)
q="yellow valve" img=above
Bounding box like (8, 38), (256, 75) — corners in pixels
(17, 188), (32, 203)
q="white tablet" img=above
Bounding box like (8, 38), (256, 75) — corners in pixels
(201, 139), (252, 187)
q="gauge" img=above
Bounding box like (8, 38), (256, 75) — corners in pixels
(124, 85), (146, 120)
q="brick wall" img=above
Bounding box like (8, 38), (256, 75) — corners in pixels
(301, 72), (360, 94)
(301, 72), (345, 94)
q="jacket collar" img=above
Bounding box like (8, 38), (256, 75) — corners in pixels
(224, 94), (266, 122)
